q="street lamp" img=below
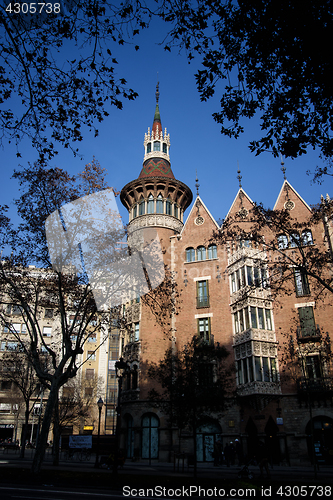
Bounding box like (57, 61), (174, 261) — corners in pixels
(114, 358), (129, 474)
(94, 397), (104, 468)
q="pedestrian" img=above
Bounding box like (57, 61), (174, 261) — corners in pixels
(235, 438), (243, 465)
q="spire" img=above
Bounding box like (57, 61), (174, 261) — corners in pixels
(237, 165), (242, 188)
(153, 81), (161, 134)
(140, 83), (174, 179)
(195, 171), (200, 197)
(280, 154), (286, 180)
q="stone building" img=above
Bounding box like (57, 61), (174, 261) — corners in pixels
(0, 88), (332, 465)
(118, 88), (333, 465)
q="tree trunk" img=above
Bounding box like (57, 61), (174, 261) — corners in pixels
(19, 404), (30, 458)
(52, 394), (60, 466)
(31, 382), (59, 474)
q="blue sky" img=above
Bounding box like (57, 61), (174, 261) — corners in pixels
(1, 18), (332, 228)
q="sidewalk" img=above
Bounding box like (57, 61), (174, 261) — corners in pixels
(0, 448), (332, 482)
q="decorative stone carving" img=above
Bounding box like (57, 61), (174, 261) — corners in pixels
(238, 207), (248, 219)
(228, 247), (267, 267)
(129, 214), (183, 234)
(284, 200), (295, 210)
(237, 381), (281, 397)
(195, 216), (204, 225)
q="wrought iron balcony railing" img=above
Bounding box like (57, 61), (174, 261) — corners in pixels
(296, 325), (321, 342)
(296, 376), (333, 395)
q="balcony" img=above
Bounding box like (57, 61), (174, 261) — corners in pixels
(195, 334), (215, 347)
(296, 377), (333, 397)
(296, 325), (321, 343)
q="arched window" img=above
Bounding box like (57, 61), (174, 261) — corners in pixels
(153, 141), (160, 151)
(162, 143), (167, 154)
(302, 230), (313, 246)
(197, 246), (206, 261)
(147, 194), (154, 214)
(277, 234), (288, 249)
(147, 143), (151, 154)
(133, 204), (137, 218)
(156, 194), (163, 214)
(186, 247), (195, 262)
(139, 199), (145, 216)
(174, 205), (178, 218)
(207, 244), (217, 259)
(165, 198), (172, 215)
(290, 232), (300, 248)
(142, 414), (159, 459)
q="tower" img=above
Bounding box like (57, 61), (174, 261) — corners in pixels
(120, 83), (192, 256)
(119, 86), (193, 460)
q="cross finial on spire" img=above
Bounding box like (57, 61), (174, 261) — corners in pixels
(155, 80), (160, 104)
(195, 171), (200, 196)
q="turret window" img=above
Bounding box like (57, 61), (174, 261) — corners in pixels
(139, 199), (145, 216)
(163, 143), (167, 154)
(147, 194), (154, 214)
(166, 198), (172, 215)
(156, 194), (164, 214)
(153, 141), (160, 151)
(174, 205), (178, 218)
(133, 205), (137, 218)
(147, 143), (151, 154)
